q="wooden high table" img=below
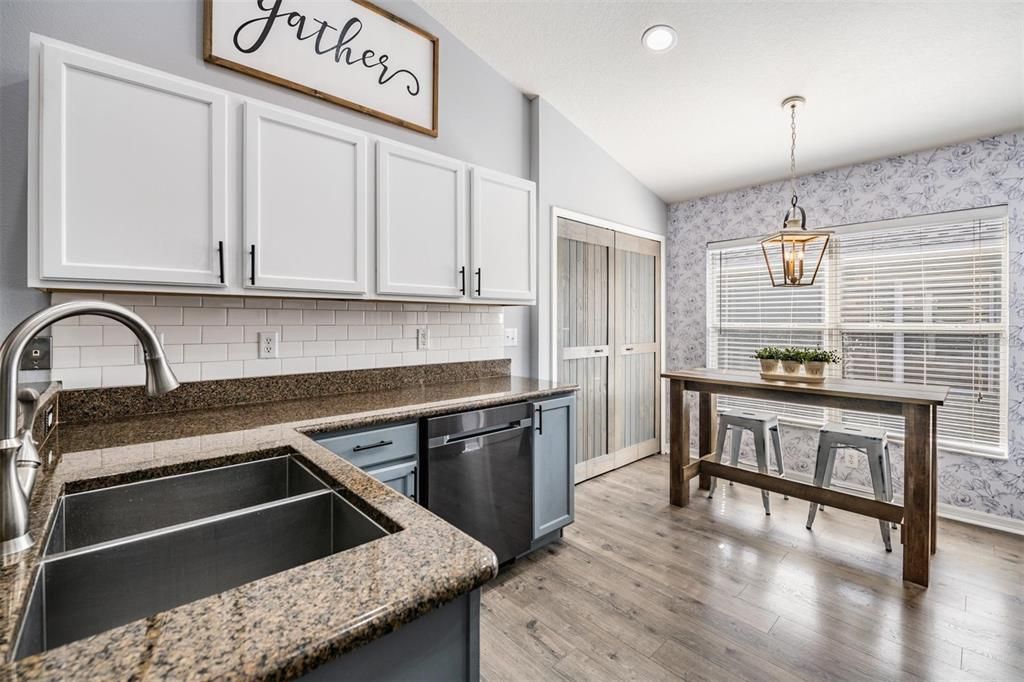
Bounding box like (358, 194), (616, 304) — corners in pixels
(663, 368), (949, 587)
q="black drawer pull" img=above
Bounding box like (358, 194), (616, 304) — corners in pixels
(536, 405), (543, 435)
(352, 439), (394, 453)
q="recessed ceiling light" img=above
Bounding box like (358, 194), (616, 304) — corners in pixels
(642, 25), (677, 53)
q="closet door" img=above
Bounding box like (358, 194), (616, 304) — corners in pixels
(611, 233), (661, 467)
(38, 41), (228, 286)
(244, 102), (367, 294)
(376, 141), (467, 298)
(557, 219), (613, 482)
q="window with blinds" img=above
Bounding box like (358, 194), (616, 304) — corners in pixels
(706, 208), (1008, 457)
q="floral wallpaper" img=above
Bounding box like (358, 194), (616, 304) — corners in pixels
(667, 132), (1024, 521)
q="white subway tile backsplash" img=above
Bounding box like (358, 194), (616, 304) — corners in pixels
(228, 343), (259, 361)
(184, 344), (228, 363)
(267, 309), (302, 325)
(102, 364), (146, 387)
(201, 361), (243, 380)
(134, 306), (183, 326)
(348, 326), (376, 340)
(48, 293), (506, 389)
(183, 308), (227, 326)
(315, 356), (348, 372)
(155, 326), (202, 345)
(202, 326), (244, 343)
(53, 325), (103, 347)
(227, 308), (267, 326)
(316, 325), (349, 341)
(243, 358), (281, 377)
(301, 309), (335, 325)
(81, 345), (135, 367)
(302, 340), (335, 357)
(282, 357), (316, 374)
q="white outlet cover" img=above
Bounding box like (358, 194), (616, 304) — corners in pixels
(504, 328), (518, 347)
(258, 331), (279, 359)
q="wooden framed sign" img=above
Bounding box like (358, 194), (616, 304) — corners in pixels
(204, 0), (438, 136)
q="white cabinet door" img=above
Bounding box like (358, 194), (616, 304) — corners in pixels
(38, 41), (228, 286)
(376, 141), (467, 298)
(244, 103), (368, 294)
(470, 168), (536, 302)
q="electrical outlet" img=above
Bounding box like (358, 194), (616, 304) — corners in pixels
(416, 327), (430, 350)
(258, 331), (279, 359)
(504, 328), (518, 347)
(19, 337), (52, 371)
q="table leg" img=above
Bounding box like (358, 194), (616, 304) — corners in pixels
(931, 405), (938, 554)
(902, 404), (933, 587)
(698, 393), (716, 490)
(669, 380), (690, 507)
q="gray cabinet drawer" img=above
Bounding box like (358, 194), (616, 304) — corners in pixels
(368, 459), (417, 501)
(314, 423), (418, 471)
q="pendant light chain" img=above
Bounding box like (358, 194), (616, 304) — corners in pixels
(789, 103), (798, 200)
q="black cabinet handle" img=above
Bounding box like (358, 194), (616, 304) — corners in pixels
(535, 405), (543, 435)
(352, 439), (393, 453)
(249, 244), (256, 285)
(474, 268), (482, 296)
(624, 346), (634, 352)
(217, 241), (225, 284)
(459, 266), (466, 295)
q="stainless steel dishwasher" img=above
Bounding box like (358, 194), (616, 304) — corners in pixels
(422, 402), (533, 564)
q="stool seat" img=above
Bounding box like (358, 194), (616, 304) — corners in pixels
(807, 422), (895, 551)
(819, 422), (887, 443)
(710, 409), (787, 515)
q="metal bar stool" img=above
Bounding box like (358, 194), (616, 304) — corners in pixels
(806, 423), (896, 551)
(708, 409), (787, 515)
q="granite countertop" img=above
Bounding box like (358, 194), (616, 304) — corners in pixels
(0, 371), (576, 679)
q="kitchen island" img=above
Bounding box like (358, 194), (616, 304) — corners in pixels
(0, 360), (575, 679)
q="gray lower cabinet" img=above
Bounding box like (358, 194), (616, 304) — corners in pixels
(532, 395), (576, 540)
(314, 423), (418, 500)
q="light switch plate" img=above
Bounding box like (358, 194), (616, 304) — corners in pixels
(504, 328), (518, 347)
(20, 337), (52, 371)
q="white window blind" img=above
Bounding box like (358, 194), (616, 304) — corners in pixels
(706, 208), (1008, 457)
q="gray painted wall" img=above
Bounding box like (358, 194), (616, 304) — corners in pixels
(531, 97), (667, 379)
(0, 0), (535, 372)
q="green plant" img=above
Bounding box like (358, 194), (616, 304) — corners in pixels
(753, 346), (782, 360)
(778, 347), (805, 363)
(803, 348), (842, 364)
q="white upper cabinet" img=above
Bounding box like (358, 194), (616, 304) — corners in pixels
(244, 102), (368, 294)
(376, 141), (467, 298)
(37, 41), (228, 286)
(470, 168), (536, 302)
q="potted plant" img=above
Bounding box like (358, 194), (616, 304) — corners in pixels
(753, 347), (782, 374)
(778, 347), (805, 376)
(803, 348), (841, 378)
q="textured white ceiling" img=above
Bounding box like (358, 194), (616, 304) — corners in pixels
(418, 1), (1024, 202)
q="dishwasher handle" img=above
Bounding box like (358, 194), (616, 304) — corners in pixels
(428, 419), (532, 448)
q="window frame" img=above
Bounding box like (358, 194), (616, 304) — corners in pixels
(705, 205), (1010, 460)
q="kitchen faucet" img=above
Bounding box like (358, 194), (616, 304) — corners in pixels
(0, 301), (179, 556)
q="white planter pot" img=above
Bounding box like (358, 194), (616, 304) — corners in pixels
(781, 360), (802, 376)
(805, 361), (827, 378)
(759, 359), (781, 374)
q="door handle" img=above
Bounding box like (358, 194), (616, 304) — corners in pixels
(474, 268), (482, 296)
(249, 244), (256, 286)
(217, 241), (225, 284)
(352, 439), (394, 453)
(535, 405), (543, 435)
(459, 266), (466, 295)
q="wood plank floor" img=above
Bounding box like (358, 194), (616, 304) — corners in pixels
(480, 454), (1024, 681)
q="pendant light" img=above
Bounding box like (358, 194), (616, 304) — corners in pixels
(760, 96), (831, 287)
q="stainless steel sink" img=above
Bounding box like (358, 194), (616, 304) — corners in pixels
(14, 455), (388, 660)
